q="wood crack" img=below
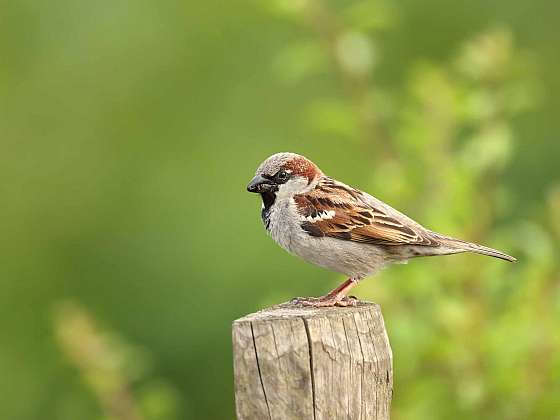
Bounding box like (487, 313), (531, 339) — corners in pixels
(250, 322), (272, 420)
(302, 317), (317, 420)
(341, 317), (352, 419)
(352, 314), (366, 420)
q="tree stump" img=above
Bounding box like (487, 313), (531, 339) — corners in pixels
(232, 301), (393, 420)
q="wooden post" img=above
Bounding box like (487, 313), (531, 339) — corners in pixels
(232, 301), (393, 420)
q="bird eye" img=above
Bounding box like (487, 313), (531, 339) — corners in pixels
(276, 170), (289, 182)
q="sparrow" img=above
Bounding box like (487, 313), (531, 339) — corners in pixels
(247, 152), (516, 307)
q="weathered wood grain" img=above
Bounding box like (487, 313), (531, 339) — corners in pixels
(232, 302), (393, 420)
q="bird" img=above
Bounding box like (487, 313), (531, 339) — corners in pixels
(247, 152), (516, 307)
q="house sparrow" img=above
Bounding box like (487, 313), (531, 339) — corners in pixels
(247, 152), (516, 307)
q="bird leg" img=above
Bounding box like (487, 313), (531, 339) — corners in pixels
(291, 278), (359, 307)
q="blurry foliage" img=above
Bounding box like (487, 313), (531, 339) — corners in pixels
(1, 0), (559, 419)
(54, 302), (180, 420)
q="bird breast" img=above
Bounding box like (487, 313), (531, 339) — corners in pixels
(264, 198), (390, 279)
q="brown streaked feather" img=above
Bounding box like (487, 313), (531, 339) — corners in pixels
(296, 177), (439, 247)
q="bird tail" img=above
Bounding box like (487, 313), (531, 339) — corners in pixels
(429, 232), (517, 262)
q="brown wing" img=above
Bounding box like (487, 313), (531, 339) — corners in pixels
(294, 178), (438, 246)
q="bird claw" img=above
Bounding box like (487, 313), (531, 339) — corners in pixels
(290, 295), (358, 307)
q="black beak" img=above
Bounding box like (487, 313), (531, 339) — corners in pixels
(247, 174), (276, 193)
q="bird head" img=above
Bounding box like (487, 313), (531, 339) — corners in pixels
(247, 153), (323, 204)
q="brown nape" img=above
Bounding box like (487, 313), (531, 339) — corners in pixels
(284, 156), (322, 185)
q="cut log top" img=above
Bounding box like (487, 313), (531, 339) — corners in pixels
(232, 301), (393, 420)
(234, 301), (381, 322)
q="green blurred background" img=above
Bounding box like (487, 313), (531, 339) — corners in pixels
(1, 0), (559, 419)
